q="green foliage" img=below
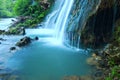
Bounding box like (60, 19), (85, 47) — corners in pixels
(105, 66), (120, 80)
(13, 0), (54, 28)
(0, 0), (14, 17)
(13, 0), (32, 16)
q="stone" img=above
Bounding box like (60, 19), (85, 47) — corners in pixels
(4, 27), (26, 35)
(35, 36), (39, 40)
(16, 36), (31, 47)
(0, 30), (5, 35)
(81, 0), (120, 47)
(94, 70), (103, 77)
(87, 57), (99, 66)
(0, 38), (6, 41)
(40, 1), (50, 9)
(10, 47), (16, 51)
(8, 75), (19, 80)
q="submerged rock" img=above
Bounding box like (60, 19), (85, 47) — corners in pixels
(16, 36), (31, 47)
(87, 57), (98, 66)
(63, 75), (93, 80)
(63, 76), (80, 80)
(10, 47), (16, 51)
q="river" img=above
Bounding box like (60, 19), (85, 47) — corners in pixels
(0, 18), (93, 80)
(4, 29), (93, 80)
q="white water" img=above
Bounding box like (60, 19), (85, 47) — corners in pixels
(0, 18), (14, 30)
(54, 0), (74, 42)
(44, 10), (58, 28)
(43, 0), (74, 44)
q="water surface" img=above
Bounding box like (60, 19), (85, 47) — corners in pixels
(5, 29), (93, 80)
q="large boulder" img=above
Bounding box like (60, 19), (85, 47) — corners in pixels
(16, 36), (31, 47)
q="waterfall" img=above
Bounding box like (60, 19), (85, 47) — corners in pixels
(43, 0), (102, 49)
(45, 10), (58, 28)
(44, 0), (74, 44)
(54, 0), (74, 43)
(64, 0), (101, 49)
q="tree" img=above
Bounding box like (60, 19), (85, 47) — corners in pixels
(0, 0), (14, 17)
(13, 0), (32, 16)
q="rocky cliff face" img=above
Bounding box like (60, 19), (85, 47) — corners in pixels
(65, 0), (120, 48)
(81, 0), (120, 48)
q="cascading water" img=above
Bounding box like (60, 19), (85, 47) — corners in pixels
(43, 0), (101, 49)
(64, 0), (101, 49)
(54, 0), (74, 42)
(44, 0), (74, 44)
(44, 10), (58, 28)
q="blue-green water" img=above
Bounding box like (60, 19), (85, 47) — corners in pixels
(5, 29), (92, 80)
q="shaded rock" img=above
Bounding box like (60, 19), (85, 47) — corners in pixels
(5, 27), (26, 35)
(11, 16), (31, 27)
(94, 70), (103, 77)
(80, 75), (93, 80)
(80, 0), (120, 47)
(16, 36), (31, 47)
(0, 30), (5, 35)
(8, 75), (19, 80)
(0, 42), (1, 44)
(0, 38), (6, 41)
(87, 57), (98, 66)
(35, 36), (39, 40)
(10, 47), (16, 51)
(40, 1), (50, 10)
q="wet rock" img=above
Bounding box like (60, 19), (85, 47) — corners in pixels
(98, 60), (109, 68)
(0, 68), (19, 80)
(35, 36), (39, 40)
(40, 1), (50, 10)
(94, 70), (103, 77)
(0, 38), (6, 41)
(16, 36), (31, 47)
(11, 16), (31, 27)
(10, 47), (16, 51)
(0, 30), (5, 35)
(81, 0), (120, 47)
(80, 75), (93, 80)
(87, 57), (98, 66)
(5, 27), (26, 35)
(8, 75), (19, 80)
